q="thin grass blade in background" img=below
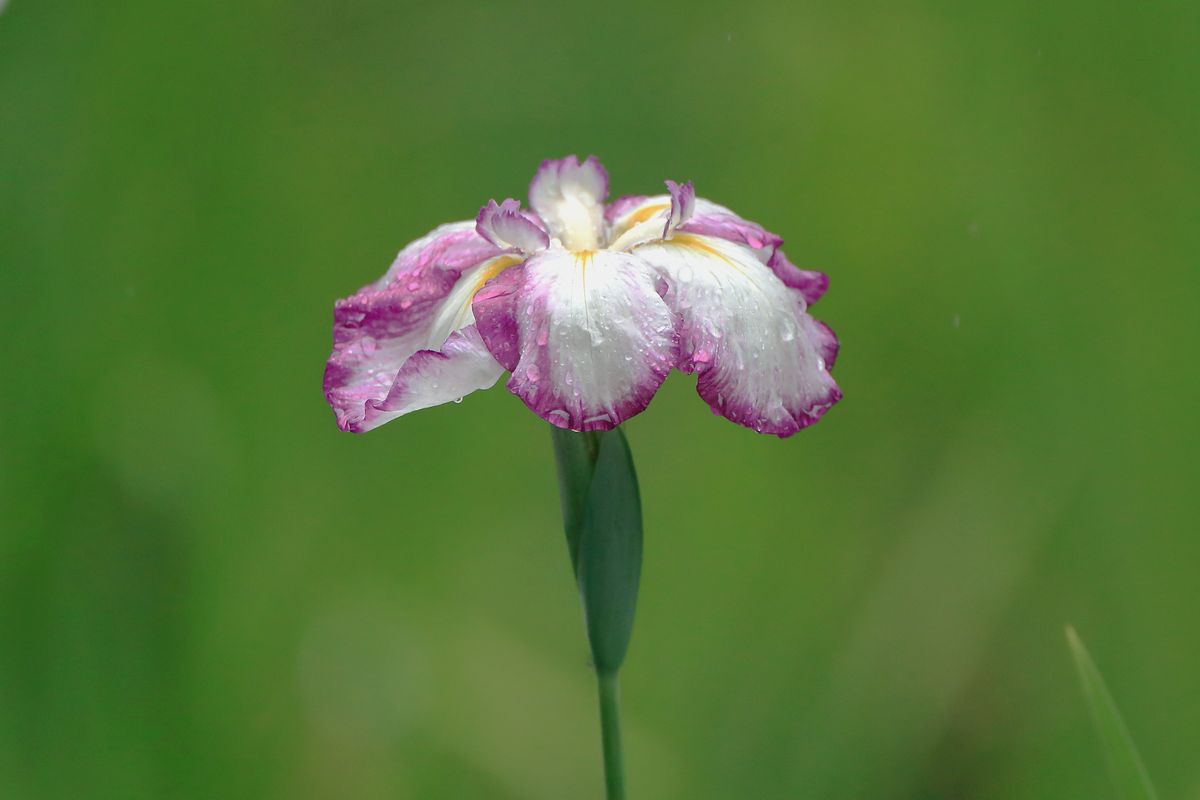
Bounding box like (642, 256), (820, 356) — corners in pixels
(1066, 626), (1160, 800)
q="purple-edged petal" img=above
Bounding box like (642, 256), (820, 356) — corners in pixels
(323, 222), (522, 432)
(472, 248), (678, 432)
(349, 325), (504, 430)
(613, 194), (831, 305)
(374, 220), (499, 291)
(810, 319), (839, 369)
(476, 198), (550, 254)
(632, 233), (840, 437)
(528, 155), (609, 250)
(677, 197), (782, 257)
(768, 248), (829, 305)
(685, 201), (829, 305)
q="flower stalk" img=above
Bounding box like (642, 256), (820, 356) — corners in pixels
(550, 426), (643, 800)
(597, 670), (627, 800)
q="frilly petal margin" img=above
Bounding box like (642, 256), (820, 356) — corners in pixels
(632, 233), (841, 437)
(683, 200), (829, 305)
(323, 222), (506, 432)
(612, 195), (831, 307)
(476, 198), (550, 254)
(472, 249), (679, 432)
(768, 248), (829, 306)
(810, 318), (840, 369)
(678, 198), (783, 255)
(374, 221), (499, 291)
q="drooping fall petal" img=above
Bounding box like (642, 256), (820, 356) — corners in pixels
(473, 248), (678, 431)
(632, 233), (840, 436)
(323, 222), (513, 432)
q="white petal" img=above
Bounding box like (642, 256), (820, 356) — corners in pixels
(363, 325), (504, 428)
(632, 233), (840, 436)
(472, 248), (678, 431)
(607, 195), (672, 250)
(528, 156), (609, 250)
(423, 254), (525, 350)
(324, 230), (519, 432)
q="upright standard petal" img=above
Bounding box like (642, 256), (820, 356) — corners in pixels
(633, 233), (840, 437)
(528, 155), (609, 250)
(472, 249), (678, 431)
(323, 222), (518, 432)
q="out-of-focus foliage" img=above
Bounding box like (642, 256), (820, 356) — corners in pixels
(1, 1), (1197, 798)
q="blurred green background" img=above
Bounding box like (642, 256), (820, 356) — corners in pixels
(2, 1), (1198, 798)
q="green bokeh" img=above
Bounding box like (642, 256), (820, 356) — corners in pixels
(2, 1), (1198, 798)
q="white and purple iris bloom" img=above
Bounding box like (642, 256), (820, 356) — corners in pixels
(323, 156), (841, 437)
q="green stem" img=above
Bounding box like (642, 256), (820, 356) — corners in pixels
(596, 669), (626, 800)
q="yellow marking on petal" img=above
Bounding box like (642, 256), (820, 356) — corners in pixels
(626, 203), (670, 225)
(475, 253), (524, 291)
(450, 253), (524, 332)
(665, 233), (737, 266)
(610, 203), (669, 239)
(573, 250), (594, 328)
(661, 233), (767, 294)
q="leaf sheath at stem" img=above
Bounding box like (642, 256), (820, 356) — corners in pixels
(549, 427), (601, 577)
(550, 426), (643, 799)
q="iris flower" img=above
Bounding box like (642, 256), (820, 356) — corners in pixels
(323, 155), (841, 436)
